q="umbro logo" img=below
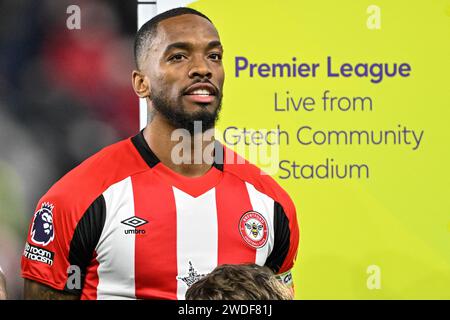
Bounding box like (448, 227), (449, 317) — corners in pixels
(121, 216), (148, 235)
(121, 216), (148, 228)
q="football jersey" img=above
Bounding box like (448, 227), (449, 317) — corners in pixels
(21, 131), (299, 300)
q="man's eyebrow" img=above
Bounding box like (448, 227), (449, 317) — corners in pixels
(163, 41), (223, 55)
(206, 40), (223, 50)
(163, 42), (192, 55)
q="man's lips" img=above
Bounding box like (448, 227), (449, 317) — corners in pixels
(183, 94), (216, 104)
(183, 82), (217, 104)
(184, 82), (217, 95)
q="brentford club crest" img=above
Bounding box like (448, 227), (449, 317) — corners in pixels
(239, 211), (268, 249)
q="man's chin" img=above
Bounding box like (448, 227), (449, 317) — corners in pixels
(186, 114), (218, 132)
(151, 95), (221, 133)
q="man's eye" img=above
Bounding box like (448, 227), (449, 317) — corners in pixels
(169, 54), (186, 61)
(209, 53), (222, 61)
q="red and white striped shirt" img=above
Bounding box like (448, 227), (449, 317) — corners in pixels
(21, 131), (299, 300)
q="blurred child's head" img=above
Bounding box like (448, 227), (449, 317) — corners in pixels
(185, 263), (293, 300)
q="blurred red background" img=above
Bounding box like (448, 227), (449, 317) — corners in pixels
(0, 0), (140, 299)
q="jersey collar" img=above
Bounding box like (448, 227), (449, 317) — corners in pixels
(131, 130), (224, 197)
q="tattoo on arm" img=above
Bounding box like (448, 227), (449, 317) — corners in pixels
(24, 279), (80, 300)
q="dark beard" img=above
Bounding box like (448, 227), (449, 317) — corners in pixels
(151, 93), (221, 135)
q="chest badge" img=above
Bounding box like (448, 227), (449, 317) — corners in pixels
(239, 211), (268, 249)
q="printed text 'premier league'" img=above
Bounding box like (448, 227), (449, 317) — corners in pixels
(235, 56), (411, 84)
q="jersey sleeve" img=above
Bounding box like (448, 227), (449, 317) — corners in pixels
(21, 194), (106, 294)
(265, 200), (299, 278)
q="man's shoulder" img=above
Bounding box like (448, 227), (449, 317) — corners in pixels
(38, 137), (149, 215)
(222, 145), (296, 214)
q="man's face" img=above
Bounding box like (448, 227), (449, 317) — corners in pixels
(142, 14), (224, 133)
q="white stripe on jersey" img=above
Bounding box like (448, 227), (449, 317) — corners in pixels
(96, 177), (136, 300)
(245, 182), (275, 266)
(173, 187), (218, 300)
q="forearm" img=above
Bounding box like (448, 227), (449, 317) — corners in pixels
(23, 279), (80, 300)
(0, 269), (6, 300)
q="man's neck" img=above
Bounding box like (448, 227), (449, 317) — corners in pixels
(142, 116), (215, 178)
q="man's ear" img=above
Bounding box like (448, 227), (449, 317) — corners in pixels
(132, 70), (151, 98)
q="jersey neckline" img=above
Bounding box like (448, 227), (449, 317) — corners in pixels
(130, 130), (224, 198)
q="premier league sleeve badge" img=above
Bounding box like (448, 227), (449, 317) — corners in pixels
(30, 202), (55, 247)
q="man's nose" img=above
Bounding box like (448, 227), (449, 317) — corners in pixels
(188, 56), (212, 79)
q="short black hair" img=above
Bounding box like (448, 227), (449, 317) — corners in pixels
(134, 7), (212, 69)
